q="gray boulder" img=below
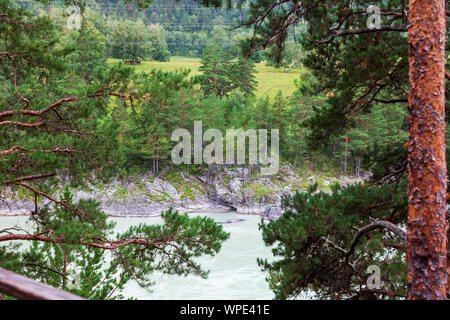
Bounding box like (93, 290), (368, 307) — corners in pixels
(263, 207), (283, 220)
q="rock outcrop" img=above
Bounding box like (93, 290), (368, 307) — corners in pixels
(0, 165), (365, 219)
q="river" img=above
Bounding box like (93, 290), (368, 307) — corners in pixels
(0, 211), (275, 299)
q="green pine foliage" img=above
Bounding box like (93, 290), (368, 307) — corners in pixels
(3, 187), (229, 299)
(259, 181), (408, 299)
(58, 19), (108, 82)
(198, 44), (233, 97)
(199, 44), (257, 97)
(230, 57), (257, 97)
(192, 0), (423, 300)
(122, 68), (197, 170)
(4, 0), (443, 301)
(0, 0), (230, 299)
(107, 18), (170, 61)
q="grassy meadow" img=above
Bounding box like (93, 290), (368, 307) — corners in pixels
(108, 56), (304, 98)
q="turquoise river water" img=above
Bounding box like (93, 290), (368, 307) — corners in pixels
(0, 211), (275, 299)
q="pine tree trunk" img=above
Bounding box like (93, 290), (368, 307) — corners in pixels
(407, 0), (448, 300)
(180, 90), (184, 128)
(156, 149), (159, 175)
(355, 156), (361, 177)
(299, 107), (306, 163)
(344, 136), (349, 173)
(81, 53), (85, 81)
(299, 129), (303, 163)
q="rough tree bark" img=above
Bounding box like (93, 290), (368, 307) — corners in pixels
(407, 0), (448, 299)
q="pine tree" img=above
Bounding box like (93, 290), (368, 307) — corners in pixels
(406, 0), (447, 300)
(0, 0), (229, 298)
(230, 57), (257, 97)
(58, 19), (108, 82)
(198, 44), (232, 97)
(124, 69), (195, 171)
(199, 44), (257, 98)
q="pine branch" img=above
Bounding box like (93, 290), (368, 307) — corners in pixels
(317, 26), (408, 44)
(345, 220), (406, 264)
(0, 145), (27, 156)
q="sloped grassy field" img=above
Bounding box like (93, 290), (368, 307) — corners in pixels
(108, 56), (304, 98)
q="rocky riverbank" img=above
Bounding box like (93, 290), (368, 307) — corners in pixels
(0, 164), (365, 219)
